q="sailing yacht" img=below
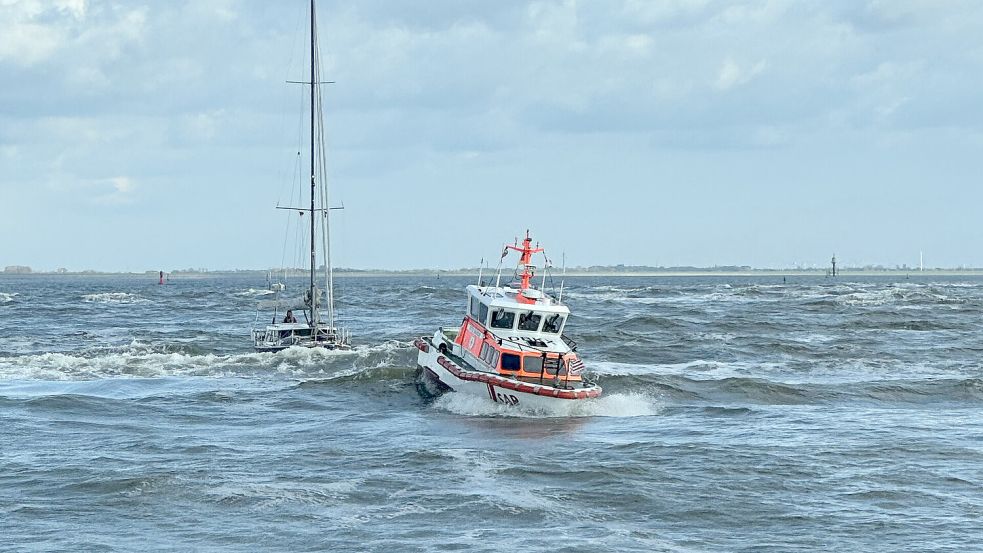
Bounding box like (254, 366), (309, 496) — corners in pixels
(252, 0), (351, 352)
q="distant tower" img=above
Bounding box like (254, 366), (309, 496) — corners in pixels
(831, 254), (837, 277)
(920, 251), (924, 272)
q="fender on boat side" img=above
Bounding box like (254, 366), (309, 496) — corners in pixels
(435, 355), (601, 400)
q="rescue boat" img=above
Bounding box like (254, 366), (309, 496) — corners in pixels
(415, 231), (601, 409)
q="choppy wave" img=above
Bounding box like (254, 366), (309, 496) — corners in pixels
(0, 292), (17, 304)
(81, 292), (149, 304)
(591, 359), (782, 379)
(834, 287), (966, 307)
(202, 479), (365, 509)
(564, 281), (979, 310)
(0, 340), (412, 382)
(593, 372), (983, 406)
(4, 274), (983, 551)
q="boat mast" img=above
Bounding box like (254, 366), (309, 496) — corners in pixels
(308, 0), (317, 325)
(507, 230), (544, 291)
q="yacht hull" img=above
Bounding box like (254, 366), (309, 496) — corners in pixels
(255, 342), (351, 353)
(252, 324), (351, 352)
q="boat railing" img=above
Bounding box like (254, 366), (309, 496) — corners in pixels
(561, 334), (577, 351)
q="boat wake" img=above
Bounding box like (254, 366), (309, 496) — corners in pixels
(431, 391), (662, 418)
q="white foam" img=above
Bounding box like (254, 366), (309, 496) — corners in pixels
(830, 284), (964, 307)
(434, 448), (555, 510)
(234, 288), (275, 297)
(585, 392), (664, 417)
(0, 340), (407, 382)
(564, 286), (782, 307)
(432, 393), (526, 417)
(0, 292), (17, 303)
(590, 359), (782, 379)
(205, 478), (365, 507)
(432, 390), (662, 418)
(81, 292), (149, 304)
(593, 357), (973, 386)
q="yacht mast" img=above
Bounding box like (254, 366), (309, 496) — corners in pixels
(308, 0), (317, 325)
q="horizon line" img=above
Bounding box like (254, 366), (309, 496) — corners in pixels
(4, 264), (983, 276)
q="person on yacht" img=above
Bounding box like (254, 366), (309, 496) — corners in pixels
(283, 310), (298, 323)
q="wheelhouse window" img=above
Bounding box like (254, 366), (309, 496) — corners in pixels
(490, 309), (515, 329)
(500, 353), (521, 371)
(481, 343), (497, 366)
(478, 302), (489, 325)
(523, 355), (544, 375)
(542, 314), (565, 333)
(469, 296), (480, 319)
(517, 311), (542, 331)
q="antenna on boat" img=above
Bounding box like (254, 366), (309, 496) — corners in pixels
(541, 252), (549, 290)
(477, 257), (485, 286)
(558, 252), (566, 303)
(494, 244), (507, 289)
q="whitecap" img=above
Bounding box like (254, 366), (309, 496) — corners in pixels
(234, 288), (276, 297)
(432, 448), (557, 511)
(81, 292), (149, 304)
(0, 339), (415, 382)
(590, 359), (781, 379)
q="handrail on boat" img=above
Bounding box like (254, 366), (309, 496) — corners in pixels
(561, 334), (577, 351)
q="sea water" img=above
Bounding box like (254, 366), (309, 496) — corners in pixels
(1, 274), (981, 551)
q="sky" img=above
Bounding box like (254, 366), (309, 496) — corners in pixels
(1, 0), (982, 272)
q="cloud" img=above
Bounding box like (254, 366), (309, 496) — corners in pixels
(0, 21), (63, 67)
(2, 0), (983, 270)
(92, 176), (136, 205)
(111, 176), (132, 194)
(38, 172), (137, 206)
(0, 0), (89, 66)
(714, 58), (767, 91)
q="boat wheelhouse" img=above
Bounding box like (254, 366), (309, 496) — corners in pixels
(416, 231), (600, 408)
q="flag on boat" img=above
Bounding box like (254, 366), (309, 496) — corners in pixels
(567, 357), (585, 375)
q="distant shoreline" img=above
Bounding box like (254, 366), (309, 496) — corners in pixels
(4, 269), (983, 278)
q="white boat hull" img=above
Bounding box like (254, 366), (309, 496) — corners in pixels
(252, 323), (351, 352)
(414, 337), (601, 410)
